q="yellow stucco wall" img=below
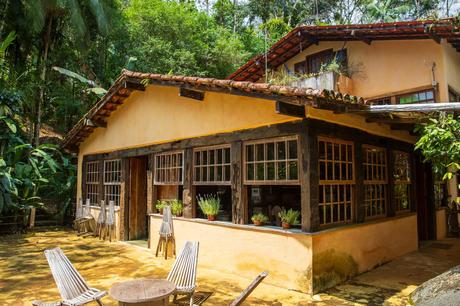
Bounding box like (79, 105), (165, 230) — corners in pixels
(282, 40), (446, 100)
(149, 216), (314, 293)
(436, 208), (447, 240)
(442, 41), (460, 98)
(149, 214), (418, 294)
(311, 214), (418, 292)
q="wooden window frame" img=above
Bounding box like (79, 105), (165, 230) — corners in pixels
(85, 161), (100, 206)
(154, 150), (184, 185)
(193, 144), (231, 186)
(318, 136), (355, 226)
(362, 145), (388, 219)
(243, 135), (300, 185)
(306, 49), (334, 74)
(392, 151), (412, 213)
(396, 89), (435, 104)
(103, 159), (122, 206)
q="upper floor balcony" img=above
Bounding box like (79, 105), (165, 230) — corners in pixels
(289, 71), (354, 96)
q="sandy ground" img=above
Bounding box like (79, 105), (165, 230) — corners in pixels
(1, 227), (459, 306)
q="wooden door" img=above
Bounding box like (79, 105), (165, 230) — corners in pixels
(415, 157), (436, 241)
(128, 157), (148, 240)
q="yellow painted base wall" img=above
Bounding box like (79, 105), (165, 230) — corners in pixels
(89, 206), (121, 241)
(149, 214), (418, 294)
(311, 214), (418, 292)
(436, 208), (447, 240)
(149, 216), (314, 293)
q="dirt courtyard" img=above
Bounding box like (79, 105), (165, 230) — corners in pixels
(1, 227), (459, 305)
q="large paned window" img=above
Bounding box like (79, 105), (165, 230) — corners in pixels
(85, 161), (100, 206)
(244, 136), (299, 184)
(104, 159), (122, 206)
(193, 146), (231, 185)
(154, 151), (184, 185)
(393, 151), (411, 212)
(362, 146), (387, 219)
(318, 137), (354, 226)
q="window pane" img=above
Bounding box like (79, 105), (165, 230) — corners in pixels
(277, 142), (286, 159)
(256, 163), (264, 180)
(267, 162), (275, 180)
(288, 140), (297, 159)
(289, 161), (298, 180)
(256, 144), (264, 161)
(267, 142), (275, 160)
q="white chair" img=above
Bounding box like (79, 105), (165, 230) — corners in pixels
(105, 200), (115, 242)
(75, 199), (94, 234)
(167, 241), (199, 306)
(32, 248), (106, 306)
(156, 205), (176, 259)
(95, 200), (106, 239)
(229, 271), (268, 306)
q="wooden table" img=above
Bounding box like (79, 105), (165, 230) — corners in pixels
(110, 279), (176, 306)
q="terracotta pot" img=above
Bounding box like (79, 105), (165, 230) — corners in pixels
(253, 220), (263, 226)
(282, 222), (290, 229)
(207, 215), (216, 221)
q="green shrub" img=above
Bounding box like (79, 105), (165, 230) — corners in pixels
(278, 209), (300, 225)
(197, 194), (220, 216)
(155, 199), (183, 216)
(251, 213), (269, 223)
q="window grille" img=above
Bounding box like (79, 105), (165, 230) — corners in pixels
(244, 136), (299, 184)
(104, 159), (122, 206)
(393, 151), (411, 212)
(154, 151), (184, 185)
(85, 161), (100, 206)
(193, 145), (231, 185)
(318, 137), (354, 225)
(362, 145), (387, 218)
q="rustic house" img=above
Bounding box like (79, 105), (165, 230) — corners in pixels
(64, 19), (460, 294)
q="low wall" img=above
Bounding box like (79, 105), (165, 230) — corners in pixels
(149, 213), (418, 294)
(149, 215), (314, 293)
(311, 213), (418, 292)
(436, 208), (447, 240)
(89, 206), (121, 241)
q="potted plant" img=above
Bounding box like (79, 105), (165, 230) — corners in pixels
(170, 199), (183, 217)
(155, 200), (167, 214)
(251, 213), (269, 226)
(197, 194), (220, 221)
(278, 209), (300, 229)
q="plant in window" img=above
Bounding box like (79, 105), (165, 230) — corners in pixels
(197, 194), (220, 221)
(278, 209), (300, 229)
(251, 213), (269, 226)
(155, 200), (168, 214)
(170, 199), (183, 217)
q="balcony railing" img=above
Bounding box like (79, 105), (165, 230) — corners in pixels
(290, 71), (353, 95)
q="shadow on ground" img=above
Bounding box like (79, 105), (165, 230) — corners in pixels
(0, 227), (459, 305)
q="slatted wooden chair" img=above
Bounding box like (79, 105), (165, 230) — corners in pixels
(105, 200), (115, 242)
(95, 200), (106, 239)
(156, 205), (176, 259)
(75, 199), (94, 235)
(167, 241), (199, 306)
(32, 247), (106, 306)
(229, 271), (268, 306)
(73, 198), (84, 231)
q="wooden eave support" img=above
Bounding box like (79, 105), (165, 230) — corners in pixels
(84, 118), (107, 128)
(275, 101), (305, 118)
(125, 80), (146, 91)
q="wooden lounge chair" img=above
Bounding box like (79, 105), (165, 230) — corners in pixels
(156, 205), (176, 259)
(167, 241), (199, 306)
(95, 200), (106, 239)
(32, 247), (106, 306)
(229, 271), (268, 306)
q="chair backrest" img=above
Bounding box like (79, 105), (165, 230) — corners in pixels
(97, 200), (106, 224)
(84, 199), (92, 217)
(159, 206), (174, 237)
(44, 247), (90, 300)
(106, 200), (115, 226)
(229, 271), (268, 306)
(75, 198), (83, 219)
(167, 241), (199, 292)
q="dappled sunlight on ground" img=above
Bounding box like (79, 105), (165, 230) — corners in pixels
(1, 228), (459, 305)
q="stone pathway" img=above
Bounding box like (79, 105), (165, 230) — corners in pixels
(0, 227), (459, 305)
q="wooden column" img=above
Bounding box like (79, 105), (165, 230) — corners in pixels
(146, 155), (154, 214)
(300, 126), (319, 232)
(231, 141), (246, 224)
(355, 143), (365, 223)
(182, 148), (194, 218)
(119, 158), (130, 241)
(387, 147), (396, 217)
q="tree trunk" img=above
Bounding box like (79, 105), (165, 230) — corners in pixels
(33, 16), (52, 147)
